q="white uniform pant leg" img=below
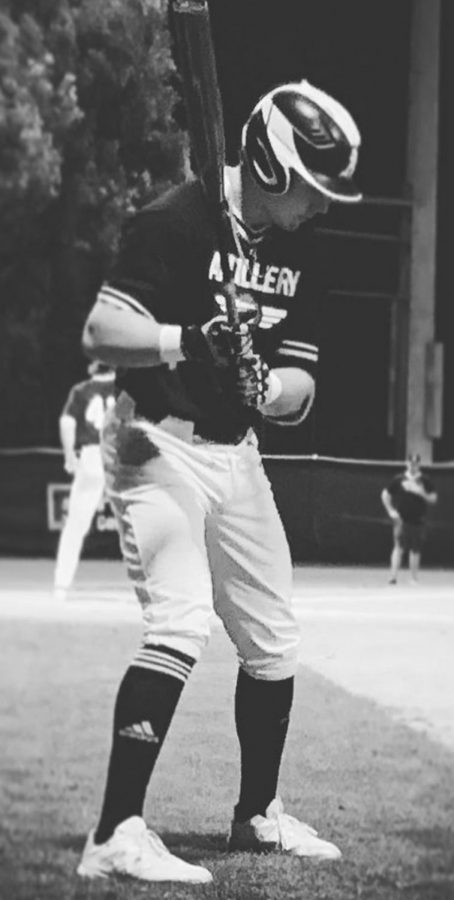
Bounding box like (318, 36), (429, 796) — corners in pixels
(106, 437), (214, 662)
(54, 445), (105, 589)
(207, 441), (300, 681)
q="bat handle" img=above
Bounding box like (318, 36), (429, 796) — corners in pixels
(223, 280), (240, 327)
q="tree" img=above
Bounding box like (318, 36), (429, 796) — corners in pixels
(0, 0), (185, 445)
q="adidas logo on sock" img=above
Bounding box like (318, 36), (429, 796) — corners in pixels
(118, 721), (159, 743)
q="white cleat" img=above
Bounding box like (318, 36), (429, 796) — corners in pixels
(77, 816), (212, 883)
(228, 798), (341, 860)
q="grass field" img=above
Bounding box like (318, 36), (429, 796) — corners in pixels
(2, 597), (454, 900)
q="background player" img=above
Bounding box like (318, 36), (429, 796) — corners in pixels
(381, 453), (438, 584)
(53, 361), (116, 597)
(77, 80), (362, 884)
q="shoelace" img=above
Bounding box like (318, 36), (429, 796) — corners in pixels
(275, 813), (318, 850)
(124, 827), (171, 870)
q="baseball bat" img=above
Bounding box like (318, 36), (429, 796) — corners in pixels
(170, 0), (240, 325)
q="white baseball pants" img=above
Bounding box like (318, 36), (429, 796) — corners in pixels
(102, 397), (300, 680)
(54, 444), (105, 590)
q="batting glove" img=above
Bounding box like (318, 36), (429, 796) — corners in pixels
(181, 317), (252, 368)
(233, 354), (270, 408)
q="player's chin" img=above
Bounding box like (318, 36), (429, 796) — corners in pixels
(284, 213), (317, 230)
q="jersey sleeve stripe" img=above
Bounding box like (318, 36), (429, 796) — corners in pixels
(98, 285), (152, 318)
(275, 347), (318, 362)
(281, 339), (319, 353)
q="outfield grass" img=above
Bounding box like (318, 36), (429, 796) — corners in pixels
(1, 617), (454, 900)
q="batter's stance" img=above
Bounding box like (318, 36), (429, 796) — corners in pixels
(78, 80), (362, 884)
(54, 361), (116, 595)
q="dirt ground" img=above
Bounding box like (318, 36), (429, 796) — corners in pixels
(1, 557), (453, 749)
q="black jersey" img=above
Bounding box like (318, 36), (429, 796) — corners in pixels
(63, 377), (116, 449)
(387, 473), (435, 524)
(99, 179), (320, 443)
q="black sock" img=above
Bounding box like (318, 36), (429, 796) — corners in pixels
(234, 667), (294, 823)
(94, 644), (195, 844)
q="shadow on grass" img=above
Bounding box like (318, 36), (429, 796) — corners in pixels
(161, 831), (228, 860)
(3, 620), (454, 900)
(392, 826), (454, 851)
(53, 833), (87, 853)
(54, 829), (228, 859)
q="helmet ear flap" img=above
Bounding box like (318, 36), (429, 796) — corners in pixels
(243, 109), (290, 195)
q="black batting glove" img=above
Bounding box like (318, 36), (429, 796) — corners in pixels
(181, 317), (253, 368)
(233, 354), (270, 409)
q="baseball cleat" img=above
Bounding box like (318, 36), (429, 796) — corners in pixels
(228, 798), (341, 860)
(77, 816), (212, 883)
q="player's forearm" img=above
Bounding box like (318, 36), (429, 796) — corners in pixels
(262, 367), (315, 423)
(59, 416), (77, 455)
(82, 301), (183, 368)
(381, 490), (397, 517)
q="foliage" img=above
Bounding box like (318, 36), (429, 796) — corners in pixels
(0, 7), (79, 240)
(0, 0), (185, 445)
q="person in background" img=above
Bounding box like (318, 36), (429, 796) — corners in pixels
(381, 453), (438, 585)
(53, 361), (116, 597)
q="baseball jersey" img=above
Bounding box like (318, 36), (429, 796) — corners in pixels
(99, 178), (320, 443)
(387, 472), (435, 524)
(63, 377), (116, 449)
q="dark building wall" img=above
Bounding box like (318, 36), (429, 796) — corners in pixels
(1, 449), (452, 564)
(210, 0), (440, 461)
(435, 0), (454, 461)
(211, 0), (412, 194)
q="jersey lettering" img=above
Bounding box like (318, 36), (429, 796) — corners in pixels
(209, 251), (301, 298)
(85, 394), (113, 432)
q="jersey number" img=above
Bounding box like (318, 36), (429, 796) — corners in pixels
(85, 395), (114, 431)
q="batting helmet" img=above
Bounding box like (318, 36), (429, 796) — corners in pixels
(242, 80), (362, 202)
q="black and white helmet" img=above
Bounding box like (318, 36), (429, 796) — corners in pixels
(242, 80), (362, 202)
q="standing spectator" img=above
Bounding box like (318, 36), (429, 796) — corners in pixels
(381, 453), (437, 584)
(54, 361), (116, 596)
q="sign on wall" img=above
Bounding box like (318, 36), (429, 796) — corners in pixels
(46, 483), (117, 533)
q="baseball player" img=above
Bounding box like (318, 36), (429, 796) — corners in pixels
(381, 453), (437, 584)
(53, 361), (116, 596)
(77, 80), (362, 884)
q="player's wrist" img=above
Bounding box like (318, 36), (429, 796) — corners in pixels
(158, 325), (185, 368)
(180, 324), (212, 364)
(180, 318), (241, 367)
